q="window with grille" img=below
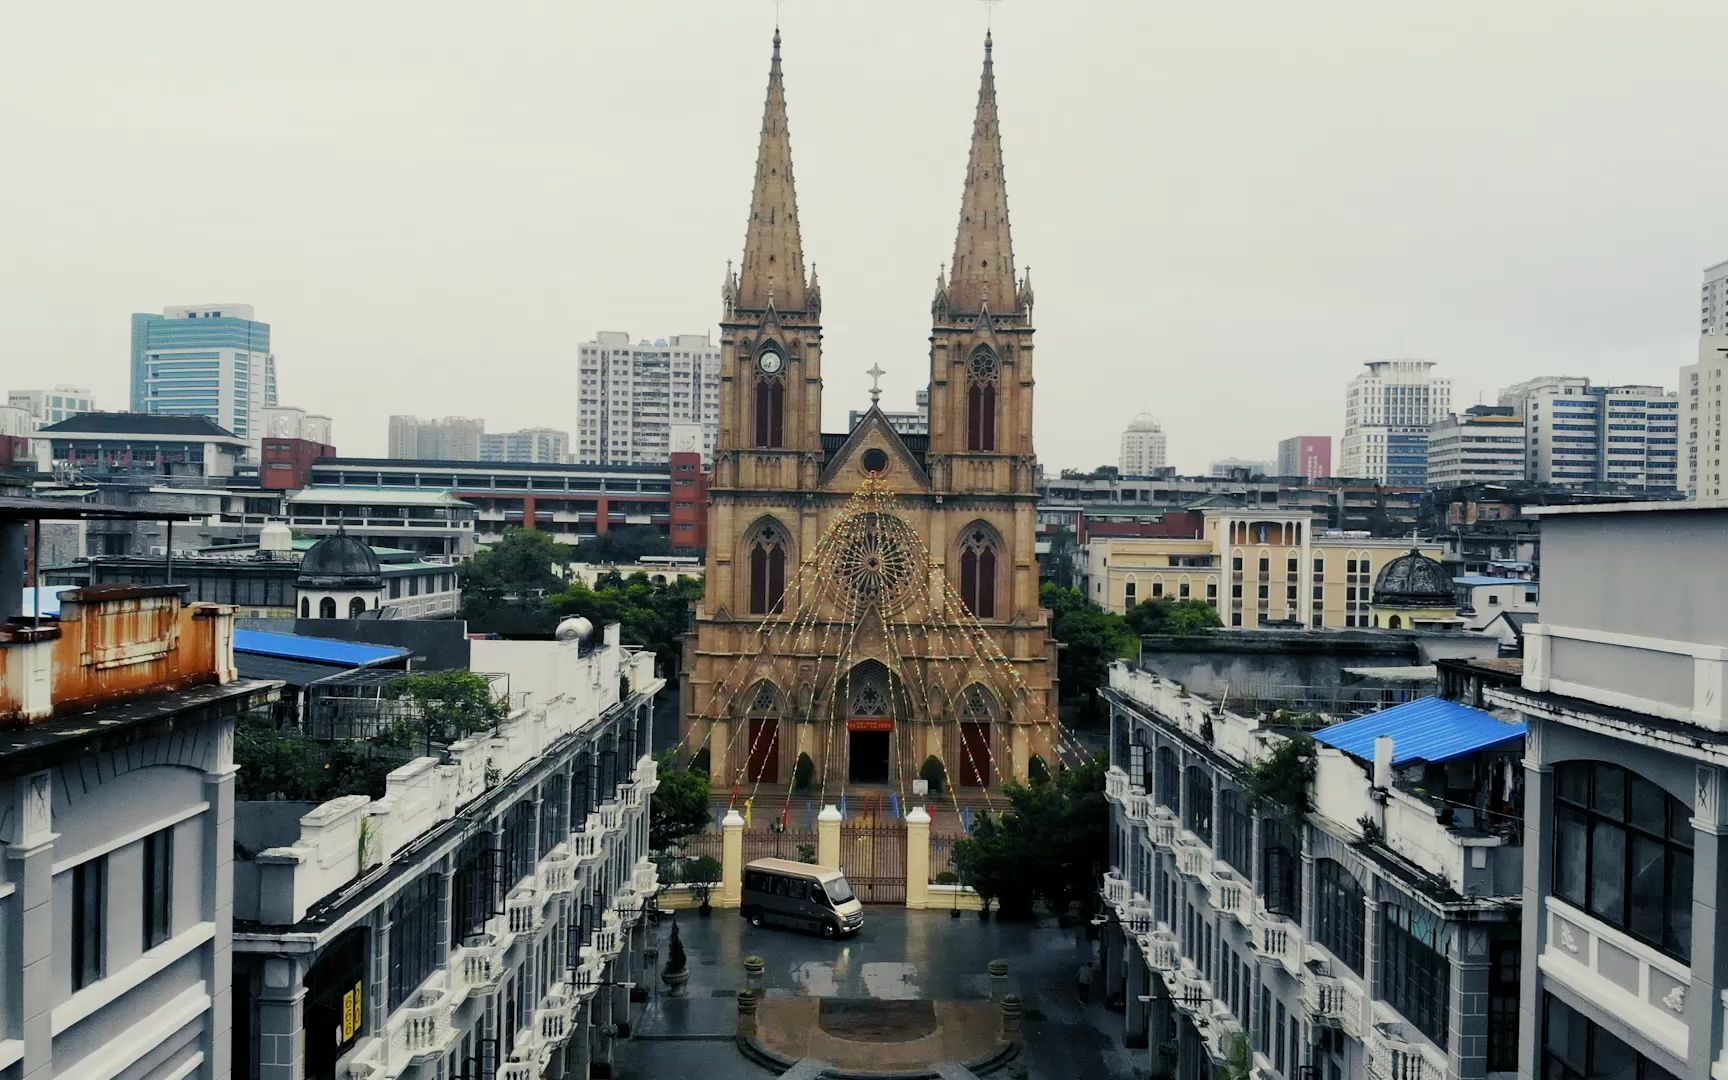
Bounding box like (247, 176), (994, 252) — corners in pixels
(389, 874), (441, 1009)
(1382, 902), (1450, 1049)
(1313, 858), (1364, 975)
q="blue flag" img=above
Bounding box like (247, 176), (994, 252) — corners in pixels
(890, 791), (901, 819)
(840, 793), (849, 819)
(962, 807), (973, 834)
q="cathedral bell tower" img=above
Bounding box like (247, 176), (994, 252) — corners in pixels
(715, 29), (824, 495)
(927, 32), (1036, 497)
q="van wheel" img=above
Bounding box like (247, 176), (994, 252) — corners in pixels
(822, 921), (837, 939)
(748, 908), (764, 928)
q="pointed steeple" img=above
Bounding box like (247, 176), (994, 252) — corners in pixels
(737, 28), (809, 312)
(947, 31), (1017, 315)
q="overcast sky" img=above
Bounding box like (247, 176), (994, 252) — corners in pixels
(4, 2), (1725, 472)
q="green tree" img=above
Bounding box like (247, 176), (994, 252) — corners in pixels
(550, 572), (703, 682)
(951, 756), (1108, 920)
(1041, 526), (1079, 589)
(385, 670), (508, 745)
(1124, 597), (1222, 638)
(651, 757), (713, 852)
(1243, 734), (1317, 814)
(1041, 583), (1137, 705)
(459, 527), (576, 632)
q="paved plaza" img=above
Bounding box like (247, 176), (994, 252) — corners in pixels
(615, 907), (1144, 1080)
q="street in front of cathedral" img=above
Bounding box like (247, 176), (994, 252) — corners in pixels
(615, 909), (1142, 1080)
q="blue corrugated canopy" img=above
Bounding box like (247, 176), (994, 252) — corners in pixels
(233, 628), (409, 668)
(1312, 696), (1525, 766)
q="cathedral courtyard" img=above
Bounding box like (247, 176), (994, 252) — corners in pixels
(615, 908), (1142, 1080)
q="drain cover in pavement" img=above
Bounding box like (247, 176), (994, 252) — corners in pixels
(816, 999), (938, 1042)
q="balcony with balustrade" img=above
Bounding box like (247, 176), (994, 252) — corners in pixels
(1253, 911), (1304, 978)
(1168, 965), (1214, 1024)
(1301, 972), (1365, 1039)
(1172, 831), (1215, 885)
(1105, 766), (1132, 805)
(1138, 928), (1182, 973)
(1207, 867), (1253, 929)
(1365, 1022), (1448, 1080)
(1102, 870), (1130, 913)
(572, 946), (607, 1001)
(451, 940), (507, 996)
(1148, 807), (1179, 850)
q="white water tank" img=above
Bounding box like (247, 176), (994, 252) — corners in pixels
(259, 520), (293, 557)
(555, 616), (594, 642)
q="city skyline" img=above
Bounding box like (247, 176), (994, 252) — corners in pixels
(1, 4), (1721, 472)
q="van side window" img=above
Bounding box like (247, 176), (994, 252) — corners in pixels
(810, 883), (827, 905)
(771, 875), (790, 898)
(745, 871), (766, 892)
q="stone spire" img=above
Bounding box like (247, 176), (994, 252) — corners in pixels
(947, 31), (1017, 315)
(737, 28), (808, 312)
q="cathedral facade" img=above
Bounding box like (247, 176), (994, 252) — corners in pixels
(679, 31), (1058, 793)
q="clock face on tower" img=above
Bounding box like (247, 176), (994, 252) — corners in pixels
(757, 348), (784, 376)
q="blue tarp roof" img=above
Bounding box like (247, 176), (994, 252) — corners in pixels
(1454, 576), (1536, 588)
(232, 628), (409, 668)
(1313, 696), (1526, 766)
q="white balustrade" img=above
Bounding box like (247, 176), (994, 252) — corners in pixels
(1173, 832), (1215, 884)
(573, 946), (607, 999)
(452, 942), (506, 994)
(1105, 767), (1131, 804)
(539, 850), (574, 896)
(1170, 965), (1213, 1023)
(1202, 1014), (1245, 1066)
(537, 998), (573, 1046)
(1366, 1024), (1448, 1080)
(1148, 808), (1178, 849)
(1125, 791), (1152, 824)
(387, 987), (456, 1063)
(632, 858), (659, 896)
(1255, 917), (1303, 976)
(1208, 869), (1252, 926)
(506, 886), (542, 935)
(1302, 973), (1364, 1038)
(572, 823), (602, 863)
(1139, 929), (1181, 972)
(1102, 870), (1129, 910)
(635, 755), (658, 793)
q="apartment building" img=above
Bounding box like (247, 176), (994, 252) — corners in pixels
(1489, 500), (1728, 1079)
(1679, 336), (1728, 497)
(1120, 414), (1169, 476)
(481, 428), (571, 464)
(576, 332), (720, 466)
(387, 416), (484, 462)
(1342, 360), (1452, 485)
(0, 497), (281, 1080)
(131, 304), (277, 447)
(7, 386), (96, 428)
(1498, 377), (1679, 489)
(1425, 407), (1526, 486)
(848, 390), (930, 437)
(1101, 659), (1525, 1080)
(232, 624), (664, 1080)
(1085, 509), (1441, 629)
(1277, 436), (1332, 481)
(1702, 260), (1728, 337)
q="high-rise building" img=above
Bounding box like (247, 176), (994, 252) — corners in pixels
(848, 389), (929, 435)
(576, 331), (720, 465)
(1499, 376), (1679, 489)
(1340, 359), (1451, 484)
(1276, 434), (1332, 479)
(386, 415), (483, 460)
(1118, 413), (1167, 475)
(1703, 259), (1728, 336)
(130, 304), (276, 447)
(8, 385), (96, 428)
(479, 427), (570, 463)
(1425, 405), (1526, 486)
(1680, 336), (1728, 497)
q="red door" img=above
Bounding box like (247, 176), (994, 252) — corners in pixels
(959, 722), (991, 787)
(746, 717), (780, 783)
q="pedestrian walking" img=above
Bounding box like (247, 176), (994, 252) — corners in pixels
(1077, 959), (1093, 1003)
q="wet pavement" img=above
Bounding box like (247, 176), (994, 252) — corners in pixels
(616, 907), (1143, 1080)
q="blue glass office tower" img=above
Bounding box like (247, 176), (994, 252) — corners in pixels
(130, 303), (277, 445)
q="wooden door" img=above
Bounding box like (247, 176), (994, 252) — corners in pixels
(959, 721), (991, 787)
(746, 717), (780, 783)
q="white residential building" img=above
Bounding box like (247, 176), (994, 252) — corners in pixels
(1490, 500), (1728, 1079)
(1498, 376), (1679, 489)
(1341, 359), (1451, 484)
(0, 499), (282, 1080)
(387, 415), (483, 460)
(849, 389), (929, 436)
(260, 405), (333, 446)
(7, 385), (96, 428)
(577, 331), (720, 466)
(1119, 414), (1168, 476)
(1207, 457), (1273, 478)
(481, 427), (571, 464)
(1425, 406), (1526, 486)
(233, 623), (664, 1080)
(1702, 259), (1728, 337)
(1680, 336), (1728, 498)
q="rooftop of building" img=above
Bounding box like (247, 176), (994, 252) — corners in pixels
(1524, 496), (1728, 517)
(288, 486), (475, 506)
(316, 456), (666, 475)
(1453, 575), (1536, 587)
(1313, 695), (1526, 767)
(39, 412), (242, 438)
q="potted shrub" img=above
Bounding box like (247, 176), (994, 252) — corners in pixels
(792, 752), (815, 793)
(684, 855), (723, 916)
(661, 921), (689, 996)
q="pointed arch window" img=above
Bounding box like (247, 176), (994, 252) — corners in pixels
(754, 369), (785, 449)
(747, 523), (788, 615)
(966, 347), (998, 452)
(959, 527), (999, 619)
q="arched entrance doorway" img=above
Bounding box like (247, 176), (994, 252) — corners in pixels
(743, 681), (781, 784)
(845, 661), (894, 785)
(958, 684), (996, 787)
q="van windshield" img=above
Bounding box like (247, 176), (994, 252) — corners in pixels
(823, 877), (855, 905)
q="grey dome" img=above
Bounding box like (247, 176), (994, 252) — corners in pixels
(1372, 549), (1453, 607)
(297, 532), (382, 588)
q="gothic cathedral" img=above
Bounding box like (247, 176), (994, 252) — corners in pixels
(679, 31), (1059, 793)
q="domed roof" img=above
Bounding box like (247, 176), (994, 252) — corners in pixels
(1126, 412), (1162, 433)
(1372, 549), (1454, 607)
(297, 531), (382, 588)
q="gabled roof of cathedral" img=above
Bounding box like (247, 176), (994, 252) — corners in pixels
(736, 29), (809, 312)
(947, 32), (1017, 316)
(819, 407), (931, 488)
